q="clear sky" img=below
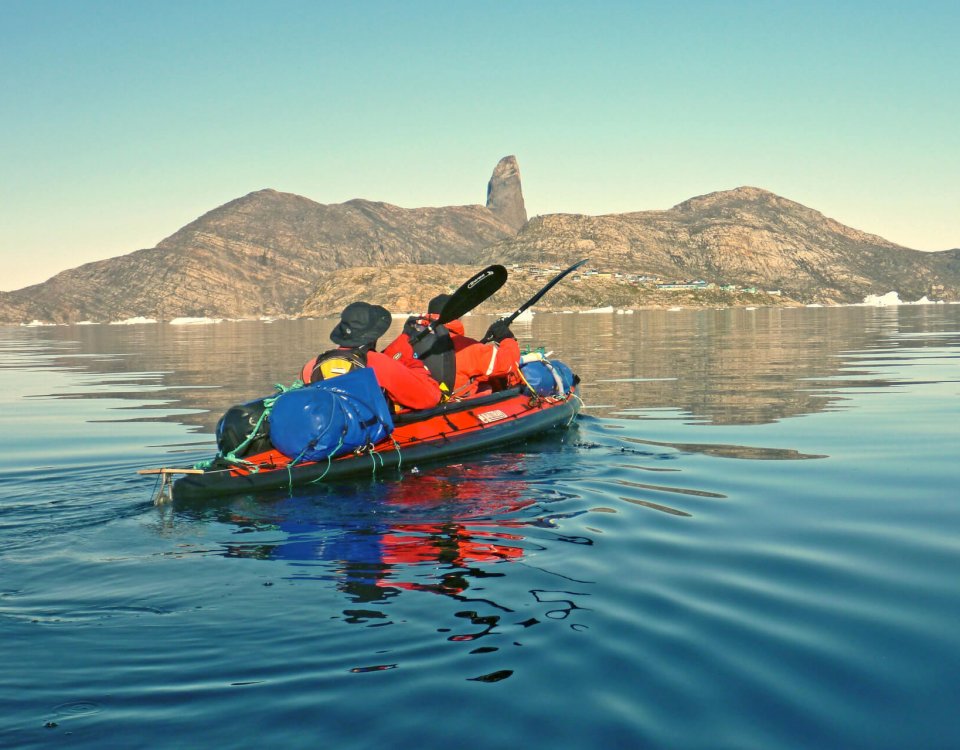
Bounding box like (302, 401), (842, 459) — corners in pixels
(2, 1), (958, 291)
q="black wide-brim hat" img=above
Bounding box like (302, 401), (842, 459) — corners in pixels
(330, 301), (392, 347)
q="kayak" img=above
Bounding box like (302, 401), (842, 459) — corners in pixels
(139, 261), (591, 503)
(167, 385), (581, 501)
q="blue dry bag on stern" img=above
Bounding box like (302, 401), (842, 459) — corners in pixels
(519, 358), (576, 397)
(268, 368), (394, 462)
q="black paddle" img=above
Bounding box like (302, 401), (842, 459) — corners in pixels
(403, 264), (508, 347)
(436, 264), (508, 324)
(480, 258), (588, 342)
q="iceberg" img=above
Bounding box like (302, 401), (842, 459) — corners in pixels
(861, 292), (902, 306)
(514, 308), (535, 322)
(169, 317), (223, 325)
(582, 306), (614, 314)
(110, 317), (158, 325)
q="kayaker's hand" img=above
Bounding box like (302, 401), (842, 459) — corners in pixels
(484, 320), (515, 342)
(403, 315), (424, 339)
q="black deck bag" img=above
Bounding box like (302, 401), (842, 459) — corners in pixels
(216, 398), (273, 458)
(411, 324), (456, 393)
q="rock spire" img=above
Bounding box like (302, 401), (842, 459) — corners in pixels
(486, 155), (527, 232)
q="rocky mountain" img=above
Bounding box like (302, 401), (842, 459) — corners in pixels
(2, 158), (958, 323)
(0, 157), (526, 323)
(300, 186), (960, 312)
(475, 187), (960, 305)
(299, 264), (785, 317)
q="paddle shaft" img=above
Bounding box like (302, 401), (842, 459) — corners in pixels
(480, 258), (588, 342)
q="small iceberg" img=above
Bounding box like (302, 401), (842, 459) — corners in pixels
(861, 292), (902, 307)
(169, 317), (223, 325)
(23, 319), (55, 327)
(514, 308), (535, 323)
(110, 317), (158, 325)
(582, 305), (614, 314)
(857, 292), (941, 307)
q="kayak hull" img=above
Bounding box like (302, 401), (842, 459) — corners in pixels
(172, 389), (580, 501)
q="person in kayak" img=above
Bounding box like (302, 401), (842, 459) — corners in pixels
(384, 293), (521, 398)
(300, 301), (442, 411)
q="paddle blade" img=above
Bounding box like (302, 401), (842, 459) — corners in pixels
(438, 264), (508, 324)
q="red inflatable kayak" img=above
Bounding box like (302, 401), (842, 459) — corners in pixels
(167, 385), (581, 501)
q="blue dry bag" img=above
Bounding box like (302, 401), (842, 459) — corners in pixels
(519, 359), (576, 397)
(268, 368), (394, 462)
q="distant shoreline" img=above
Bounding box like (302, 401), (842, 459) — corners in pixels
(9, 295), (957, 328)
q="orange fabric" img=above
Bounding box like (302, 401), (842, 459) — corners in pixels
(451, 337), (520, 397)
(383, 318), (520, 398)
(381, 332), (415, 362)
(299, 359), (313, 383)
(301, 348), (441, 411)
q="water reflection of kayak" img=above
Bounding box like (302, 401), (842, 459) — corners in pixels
(170, 385), (581, 501)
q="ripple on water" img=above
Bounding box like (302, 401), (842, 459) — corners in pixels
(4, 310), (960, 749)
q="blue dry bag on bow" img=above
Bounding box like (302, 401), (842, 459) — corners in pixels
(519, 358), (576, 397)
(269, 368), (394, 462)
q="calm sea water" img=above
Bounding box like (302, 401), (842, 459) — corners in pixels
(2, 306), (958, 749)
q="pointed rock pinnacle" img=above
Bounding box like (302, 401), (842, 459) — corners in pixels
(486, 155), (527, 232)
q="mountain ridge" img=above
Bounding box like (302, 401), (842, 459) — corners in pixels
(0, 158), (526, 322)
(474, 184), (952, 305)
(1, 157), (958, 323)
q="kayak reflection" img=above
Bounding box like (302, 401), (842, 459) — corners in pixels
(204, 462), (541, 607)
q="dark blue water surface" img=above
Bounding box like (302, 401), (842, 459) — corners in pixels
(2, 306), (959, 749)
